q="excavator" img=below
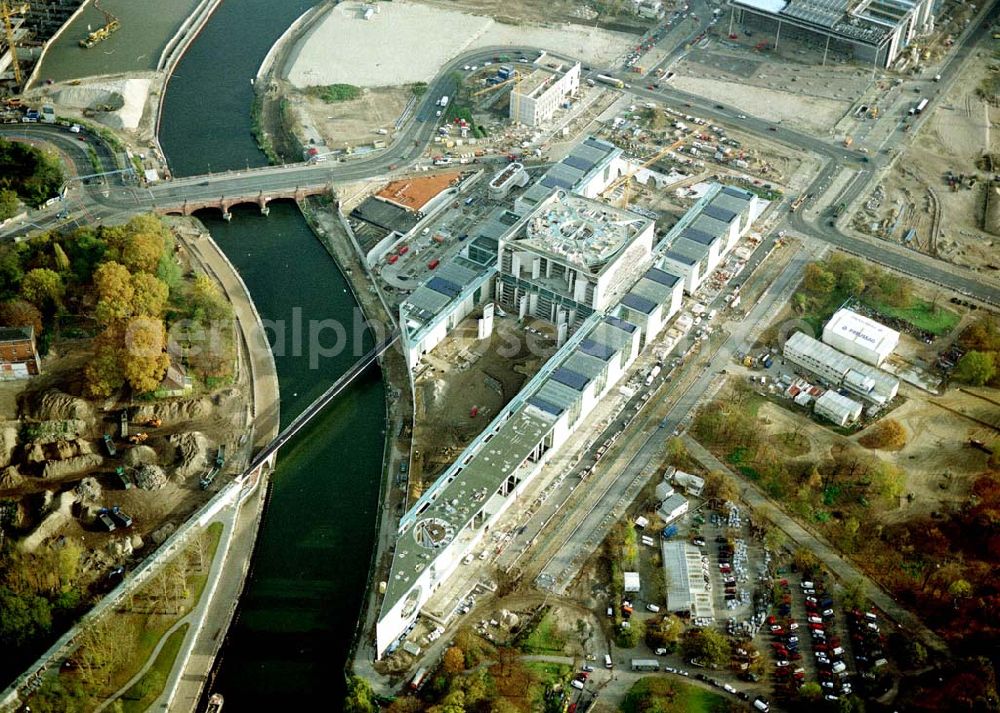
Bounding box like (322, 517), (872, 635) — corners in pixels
(79, 0), (119, 49)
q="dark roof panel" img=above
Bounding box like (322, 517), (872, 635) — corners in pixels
(528, 396), (565, 416)
(681, 227), (717, 245)
(722, 185), (752, 199)
(579, 339), (615, 361)
(622, 293), (657, 315)
(563, 154), (595, 172)
(703, 204), (737, 223)
(604, 315), (638, 333)
(552, 367), (590, 391)
(664, 250), (696, 266)
(541, 176), (574, 189)
(427, 276), (461, 298)
(645, 267), (680, 287)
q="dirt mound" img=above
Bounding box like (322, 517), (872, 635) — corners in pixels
(168, 432), (210, 479)
(0, 425), (17, 468)
(23, 438), (94, 465)
(41, 454), (103, 479)
(133, 389), (240, 425)
(23, 390), (95, 425)
(134, 464), (167, 490)
(124, 445), (158, 466)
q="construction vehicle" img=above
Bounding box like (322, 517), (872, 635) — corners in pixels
(1, 2), (29, 88)
(79, 0), (120, 49)
(127, 432), (148, 445)
(843, 136), (853, 147)
(789, 194), (806, 213)
(141, 416), (162, 428)
(471, 70), (520, 98)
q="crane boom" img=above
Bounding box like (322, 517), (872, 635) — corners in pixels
(599, 134), (687, 206)
(1, 2), (29, 88)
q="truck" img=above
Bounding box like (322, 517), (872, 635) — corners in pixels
(114, 467), (132, 490)
(645, 364), (661, 386)
(216, 445), (226, 469)
(410, 667), (428, 690)
(437, 95), (449, 108)
(102, 434), (116, 457)
(109, 506), (133, 528)
(96, 510), (117, 532)
(631, 659), (660, 671)
(595, 74), (625, 89)
(915, 98), (929, 114)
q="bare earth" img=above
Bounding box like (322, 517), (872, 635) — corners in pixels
(286, 0), (636, 89)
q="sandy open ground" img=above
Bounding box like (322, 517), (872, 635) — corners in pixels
(286, 1), (635, 89)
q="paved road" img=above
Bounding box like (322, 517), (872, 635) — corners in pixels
(680, 437), (950, 654)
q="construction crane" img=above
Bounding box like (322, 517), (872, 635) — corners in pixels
(1, 2), (29, 88)
(599, 135), (687, 207)
(471, 71), (521, 98)
(79, 0), (119, 49)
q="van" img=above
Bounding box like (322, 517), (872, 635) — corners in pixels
(753, 697), (770, 712)
(604, 654), (613, 669)
(646, 604), (660, 613)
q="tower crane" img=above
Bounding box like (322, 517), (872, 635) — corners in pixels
(1, 2), (29, 89)
(599, 134), (687, 207)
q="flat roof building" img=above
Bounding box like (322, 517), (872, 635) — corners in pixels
(375, 172), (463, 213)
(822, 308), (899, 366)
(814, 390), (863, 426)
(658, 492), (689, 525)
(661, 541), (714, 620)
(0, 326), (40, 380)
(784, 331), (899, 405)
(728, 0), (934, 69)
(510, 63), (581, 127)
(515, 136), (628, 215)
(658, 184), (762, 294)
(498, 190), (656, 327)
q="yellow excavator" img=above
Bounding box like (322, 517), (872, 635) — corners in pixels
(79, 0), (119, 49)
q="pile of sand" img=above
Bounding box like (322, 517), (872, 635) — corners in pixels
(40, 76), (151, 130)
(168, 431), (210, 479)
(41, 453), (103, 479)
(23, 390), (95, 424)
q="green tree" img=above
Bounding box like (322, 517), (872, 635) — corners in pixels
(20, 268), (64, 309)
(84, 330), (126, 398)
(681, 628), (731, 668)
(0, 298), (43, 335)
(52, 243), (71, 274)
(839, 269), (866, 296)
(28, 676), (87, 713)
(953, 351), (996, 386)
(131, 272), (168, 317)
(803, 263), (836, 295)
(121, 316), (169, 393)
(342, 675), (377, 713)
(948, 579), (973, 599)
(121, 231), (164, 274)
(0, 137), (64, 207)
(645, 615), (684, 652)
(800, 681), (823, 701)
(93, 261), (135, 324)
(0, 586), (52, 647)
(63, 227), (107, 283)
(191, 273), (231, 320)
(0, 188), (19, 221)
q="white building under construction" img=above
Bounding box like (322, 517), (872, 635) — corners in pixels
(727, 0), (935, 68)
(509, 62), (581, 127)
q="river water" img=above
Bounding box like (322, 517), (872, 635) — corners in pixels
(158, 1), (385, 707)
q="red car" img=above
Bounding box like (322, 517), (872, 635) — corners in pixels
(809, 623), (825, 631)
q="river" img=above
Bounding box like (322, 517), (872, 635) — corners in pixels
(158, 1), (385, 708)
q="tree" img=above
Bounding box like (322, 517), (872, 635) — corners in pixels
(793, 547), (820, 575)
(120, 317), (168, 393)
(121, 231), (164, 274)
(703, 470), (738, 505)
(681, 628), (731, 669)
(858, 418), (908, 450)
(803, 263), (836, 295)
(645, 615), (684, 652)
(84, 330), (126, 398)
(131, 272), (168, 317)
(948, 579), (973, 599)
(799, 681), (823, 701)
(0, 188), (19, 221)
(839, 269), (866, 296)
(0, 137), (64, 207)
(94, 261), (136, 324)
(20, 268), (64, 309)
(191, 273), (231, 320)
(443, 645), (465, 675)
(342, 675), (376, 713)
(0, 586), (52, 648)
(53, 243), (71, 274)
(954, 351), (996, 386)
(0, 298), (43, 335)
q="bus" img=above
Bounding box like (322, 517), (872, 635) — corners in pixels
(631, 658), (661, 671)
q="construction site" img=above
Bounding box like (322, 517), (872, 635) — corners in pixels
(850, 31), (1000, 272)
(0, 0), (86, 93)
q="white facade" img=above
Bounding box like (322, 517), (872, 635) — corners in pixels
(657, 493), (689, 524)
(822, 308), (899, 366)
(510, 63), (581, 127)
(784, 331), (899, 405)
(624, 571), (641, 592)
(814, 390), (863, 426)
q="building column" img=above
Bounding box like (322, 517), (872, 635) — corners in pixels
(774, 19), (781, 51)
(728, 6), (735, 37)
(822, 34), (831, 65)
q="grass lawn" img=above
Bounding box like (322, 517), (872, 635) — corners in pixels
(92, 522), (225, 698)
(524, 662), (571, 712)
(309, 83), (362, 102)
(770, 431), (810, 457)
(868, 296), (959, 335)
(521, 610), (566, 655)
(621, 676), (732, 713)
(119, 623), (189, 713)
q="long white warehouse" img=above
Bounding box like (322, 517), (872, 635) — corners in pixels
(822, 308), (899, 367)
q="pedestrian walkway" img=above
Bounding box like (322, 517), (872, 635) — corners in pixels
(681, 436), (948, 653)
